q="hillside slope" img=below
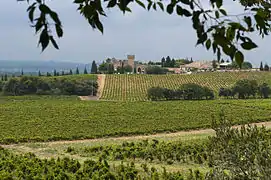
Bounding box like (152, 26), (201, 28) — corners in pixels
(100, 72), (271, 101)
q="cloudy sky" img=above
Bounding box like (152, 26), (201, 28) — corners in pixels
(0, 0), (270, 67)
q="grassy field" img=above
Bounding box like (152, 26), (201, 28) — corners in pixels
(0, 96), (271, 144)
(101, 72), (271, 101)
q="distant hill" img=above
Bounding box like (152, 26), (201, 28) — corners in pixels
(0, 60), (92, 74)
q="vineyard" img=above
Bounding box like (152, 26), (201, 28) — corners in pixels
(0, 96), (271, 144)
(100, 72), (271, 101)
(2, 122), (269, 179)
(0, 146), (200, 179)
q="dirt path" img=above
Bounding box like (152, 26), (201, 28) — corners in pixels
(78, 74), (105, 101)
(9, 121), (269, 147)
(97, 74), (105, 99)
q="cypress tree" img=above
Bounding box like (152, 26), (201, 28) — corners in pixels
(76, 67), (79, 74)
(161, 57), (165, 67)
(84, 66), (88, 74)
(165, 56), (171, 67)
(91, 61), (98, 74)
(21, 69), (24, 76)
(264, 64), (270, 71)
(4, 74), (8, 81)
(38, 70), (41, 76)
(53, 69), (57, 76)
(69, 69), (73, 75)
(260, 61), (264, 71)
(1, 75), (4, 81)
(171, 58), (176, 67)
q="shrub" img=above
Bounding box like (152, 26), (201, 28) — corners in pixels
(2, 78), (21, 95)
(0, 81), (5, 92)
(206, 115), (271, 179)
(232, 79), (258, 99)
(145, 66), (168, 74)
(218, 88), (234, 98)
(2, 76), (98, 96)
(258, 83), (271, 98)
(147, 84), (214, 101)
(147, 87), (165, 100)
(180, 83), (214, 100)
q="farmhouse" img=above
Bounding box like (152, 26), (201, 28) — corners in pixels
(218, 62), (232, 69)
(180, 61), (213, 73)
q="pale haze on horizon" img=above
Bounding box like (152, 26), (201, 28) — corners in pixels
(0, 0), (270, 67)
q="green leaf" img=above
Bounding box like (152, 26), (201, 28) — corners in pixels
(244, 16), (252, 28)
(215, 11), (219, 18)
(74, 0), (85, 3)
(241, 42), (258, 50)
(205, 39), (211, 50)
(135, 0), (145, 9)
(28, 7), (36, 23)
(216, 0), (223, 8)
(157, 2), (164, 11)
(95, 15), (104, 33)
(39, 29), (49, 52)
(217, 47), (221, 61)
(182, 8), (192, 17)
(176, 5), (183, 16)
(107, 0), (117, 8)
(235, 51), (244, 67)
(166, 4), (174, 14)
(39, 4), (51, 14)
(50, 11), (61, 25)
(147, 1), (153, 10)
(55, 24), (63, 38)
(49, 36), (59, 50)
(153, 3), (156, 10)
(180, 0), (190, 5)
(219, 9), (227, 16)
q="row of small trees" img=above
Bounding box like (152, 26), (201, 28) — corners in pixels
(219, 79), (271, 99)
(147, 84), (214, 101)
(148, 80), (271, 101)
(259, 61), (270, 71)
(0, 76), (98, 96)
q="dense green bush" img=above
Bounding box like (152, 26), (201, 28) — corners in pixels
(219, 79), (270, 99)
(0, 81), (5, 92)
(145, 66), (168, 74)
(147, 84), (214, 101)
(258, 83), (271, 98)
(2, 76), (98, 96)
(206, 115), (271, 179)
(232, 79), (258, 99)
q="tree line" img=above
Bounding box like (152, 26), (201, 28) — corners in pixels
(219, 79), (271, 99)
(0, 76), (98, 96)
(259, 61), (270, 71)
(0, 61), (99, 81)
(148, 79), (271, 101)
(147, 83), (214, 101)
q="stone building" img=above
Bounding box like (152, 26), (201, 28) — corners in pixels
(109, 55), (146, 74)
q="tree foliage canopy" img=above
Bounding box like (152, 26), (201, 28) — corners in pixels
(17, 0), (271, 67)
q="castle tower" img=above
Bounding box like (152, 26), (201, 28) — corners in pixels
(127, 55), (135, 71)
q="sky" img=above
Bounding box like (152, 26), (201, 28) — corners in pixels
(0, 0), (270, 67)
